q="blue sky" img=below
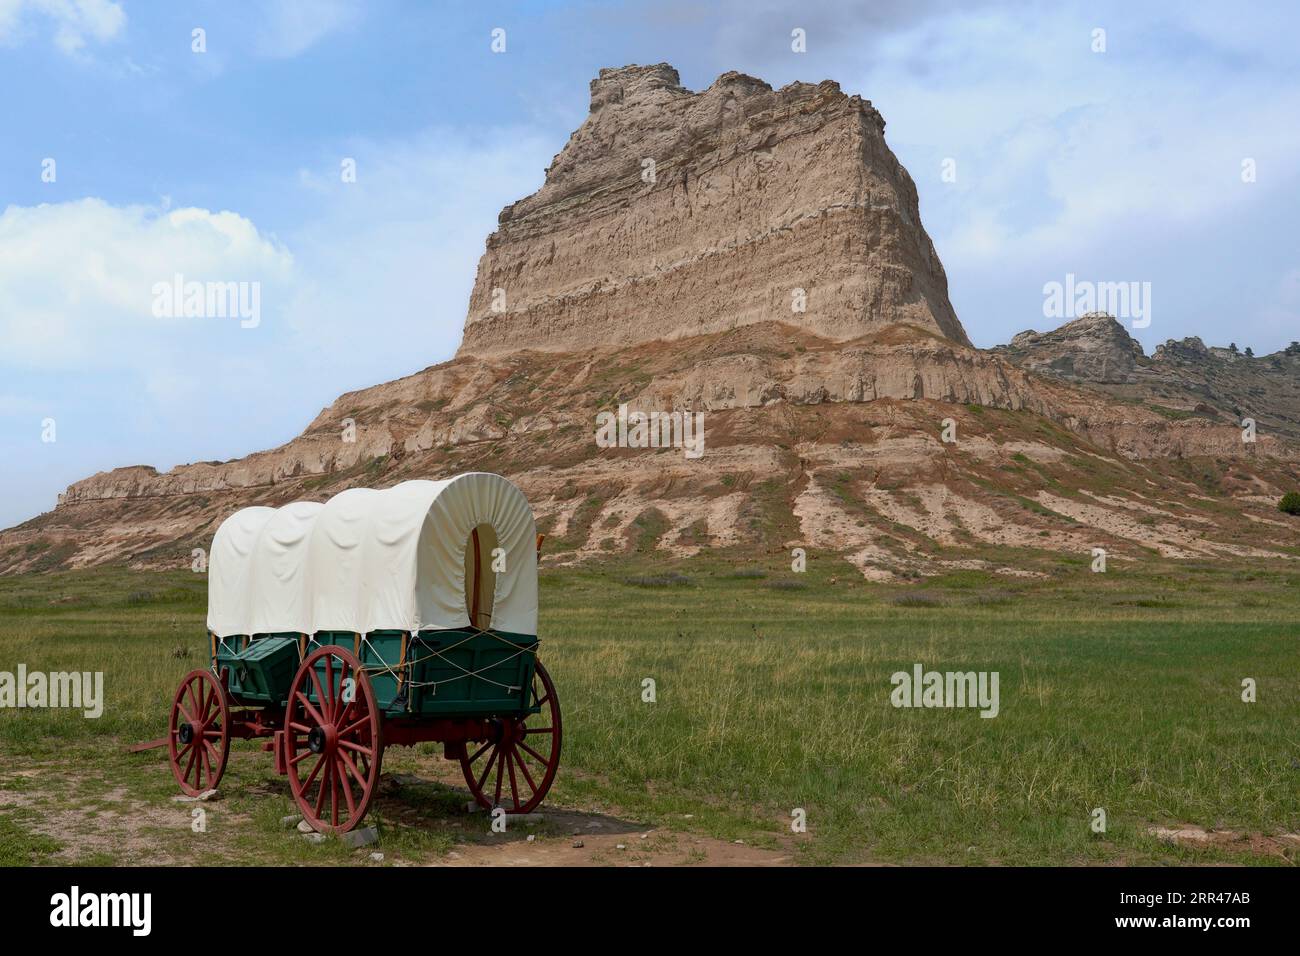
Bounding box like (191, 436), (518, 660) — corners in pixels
(2, 0), (1298, 529)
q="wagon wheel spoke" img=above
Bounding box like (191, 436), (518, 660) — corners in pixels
(198, 681), (212, 727)
(302, 753), (325, 790)
(333, 659), (352, 723)
(336, 754), (364, 817)
(505, 749), (521, 810)
(296, 691), (326, 728)
(338, 768), (357, 819)
(185, 682), (202, 725)
(338, 714), (371, 739)
(493, 747), (506, 808)
(202, 740), (220, 780)
(183, 743), (199, 786)
(289, 748), (315, 767)
(338, 747), (366, 789)
(201, 693), (222, 729)
(308, 667), (328, 715)
(330, 759), (341, 828)
(198, 683), (215, 722)
(466, 740), (492, 765)
(475, 748), (499, 794)
(338, 739), (373, 758)
(513, 746), (538, 794)
(198, 743), (213, 788)
(314, 764), (330, 818)
(517, 740), (550, 767)
(324, 655), (336, 720)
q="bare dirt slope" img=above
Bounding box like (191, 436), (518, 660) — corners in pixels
(4, 322), (1296, 579)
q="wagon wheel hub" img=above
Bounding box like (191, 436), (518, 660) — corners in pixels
(178, 722), (195, 746)
(504, 719), (526, 744)
(307, 724), (334, 755)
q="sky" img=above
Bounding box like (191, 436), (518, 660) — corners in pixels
(2, 0), (1298, 529)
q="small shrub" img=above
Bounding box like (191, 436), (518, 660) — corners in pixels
(1279, 492), (1300, 516)
(894, 593), (944, 608)
(766, 579), (807, 591)
(623, 573), (693, 588)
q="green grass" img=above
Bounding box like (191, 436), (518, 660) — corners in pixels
(1, 557), (1298, 866)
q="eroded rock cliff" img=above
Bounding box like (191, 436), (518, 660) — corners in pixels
(459, 63), (970, 357)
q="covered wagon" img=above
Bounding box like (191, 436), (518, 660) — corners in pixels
(167, 473), (561, 832)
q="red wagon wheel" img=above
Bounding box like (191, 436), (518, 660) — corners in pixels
(284, 645), (382, 833)
(461, 660), (562, 813)
(168, 669), (230, 797)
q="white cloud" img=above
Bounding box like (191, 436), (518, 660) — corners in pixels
(0, 199), (294, 369)
(859, 7), (1300, 270)
(0, 0), (125, 54)
(0, 126), (545, 392)
(255, 0), (360, 58)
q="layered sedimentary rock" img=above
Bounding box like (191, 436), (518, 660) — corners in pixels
(459, 63), (970, 357)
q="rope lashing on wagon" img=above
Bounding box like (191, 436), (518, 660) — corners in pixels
(359, 630), (537, 694)
(303, 629), (538, 695)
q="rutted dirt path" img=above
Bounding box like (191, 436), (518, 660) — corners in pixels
(386, 760), (794, 867)
(0, 742), (795, 867)
(425, 805), (792, 867)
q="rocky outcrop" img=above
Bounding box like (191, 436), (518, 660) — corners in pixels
(459, 64), (970, 357)
(996, 313), (1145, 383)
(996, 314), (1300, 442)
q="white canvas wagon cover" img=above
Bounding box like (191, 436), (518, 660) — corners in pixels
(206, 474), (538, 638)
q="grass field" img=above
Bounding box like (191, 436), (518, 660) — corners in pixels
(1, 552), (1298, 866)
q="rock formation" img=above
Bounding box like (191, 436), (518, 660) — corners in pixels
(459, 64), (970, 357)
(995, 313), (1145, 383)
(996, 314), (1300, 442)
